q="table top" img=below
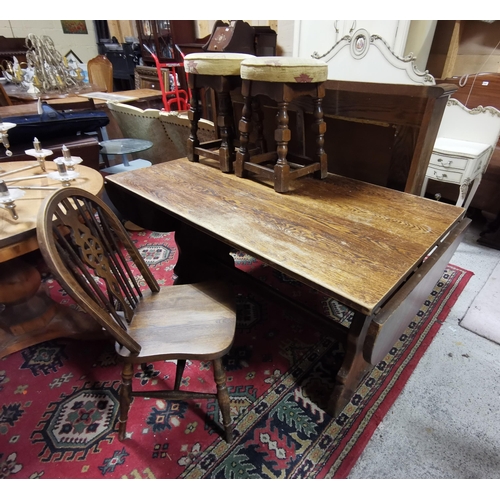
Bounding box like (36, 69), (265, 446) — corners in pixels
(3, 82), (104, 102)
(106, 158), (465, 315)
(0, 161), (104, 261)
(434, 137), (491, 158)
(99, 138), (153, 156)
(0, 89), (163, 120)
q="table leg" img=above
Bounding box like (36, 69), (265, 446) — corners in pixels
(0, 257), (102, 359)
(121, 154), (130, 167)
(328, 311), (372, 417)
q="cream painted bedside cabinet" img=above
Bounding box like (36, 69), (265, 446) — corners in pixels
(420, 98), (500, 209)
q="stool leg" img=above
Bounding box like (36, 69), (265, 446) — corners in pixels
(235, 88), (253, 178)
(217, 90), (234, 173)
(312, 97), (328, 179)
(251, 97), (266, 154)
(187, 80), (201, 162)
(274, 101), (291, 193)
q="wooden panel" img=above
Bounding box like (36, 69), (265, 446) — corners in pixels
(295, 80), (456, 194)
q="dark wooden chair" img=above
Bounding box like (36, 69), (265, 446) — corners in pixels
(36, 187), (236, 442)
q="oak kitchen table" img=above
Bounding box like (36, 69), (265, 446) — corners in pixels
(105, 158), (469, 417)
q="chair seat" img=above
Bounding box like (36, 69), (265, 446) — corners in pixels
(184, 52), (255, 76)
(240, 56), (328, 83)
(116, 281), (236, 361)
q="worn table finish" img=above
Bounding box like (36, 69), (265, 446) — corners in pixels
(105, 158), (468, 416)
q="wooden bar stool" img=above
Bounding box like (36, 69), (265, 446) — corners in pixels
(234, 57), (329, 193)
(184, 52), (255, 173)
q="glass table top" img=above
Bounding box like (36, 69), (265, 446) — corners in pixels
(99, 138), (153, 156)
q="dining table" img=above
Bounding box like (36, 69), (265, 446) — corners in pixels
(104, 157), (470, 417)
(0, 160), (104, 358)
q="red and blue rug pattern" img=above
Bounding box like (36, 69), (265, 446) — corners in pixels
(0, 230), (472, 479)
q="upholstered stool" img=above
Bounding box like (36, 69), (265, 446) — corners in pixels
(184, 52), (256, 173)
(234, 57), (329, 193)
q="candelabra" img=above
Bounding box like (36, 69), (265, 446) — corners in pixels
(0, 140), (80, 219)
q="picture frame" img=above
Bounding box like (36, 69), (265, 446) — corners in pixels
(64, 50), (83, 64)
(61, 20), (88, 35)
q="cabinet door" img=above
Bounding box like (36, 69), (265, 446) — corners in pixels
(138, 20), (156, 56)
(136, 20), (176, 64)
(154, 21), (175, 60)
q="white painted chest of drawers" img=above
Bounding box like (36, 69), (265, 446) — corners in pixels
(421, 137), (491, 209)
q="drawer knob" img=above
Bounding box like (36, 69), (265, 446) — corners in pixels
(434, 171), (447, 180)
(437, 158), (453, 167)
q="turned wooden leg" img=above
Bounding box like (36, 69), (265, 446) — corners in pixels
(235, 83), (253, 178)
(251, 97), (266, 154)
(217, 90), (234, 173)
(187, 78), (201, 162)
(312, 97), (328, 179)
(328, 311), (372, 417)
(118, 362), (134, 441)
(213, 357), (233, 443)
(174, 359), (186, 390)
(274, 101), (291, 193)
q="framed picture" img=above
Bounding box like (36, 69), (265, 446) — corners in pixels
(64, 50), (82, 64)
(61, 20), (88, 35)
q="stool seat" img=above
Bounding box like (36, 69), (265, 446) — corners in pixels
(185, 53), (255, 76)
(240, 57), (328, 83)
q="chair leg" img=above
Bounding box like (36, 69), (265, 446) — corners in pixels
(118, 362), (134, 441)
(213, 357), (233, 443)
(174, 359), (186, 390)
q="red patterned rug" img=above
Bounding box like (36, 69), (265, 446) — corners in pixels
(0, 229), (472, 479)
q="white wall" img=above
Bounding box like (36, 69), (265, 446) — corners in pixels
(404, 21), (437, 73)
(0, 20), (98, 64)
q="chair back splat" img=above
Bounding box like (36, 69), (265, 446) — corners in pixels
(87, 54), (114, 92)
(37, 187), (236, 442)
